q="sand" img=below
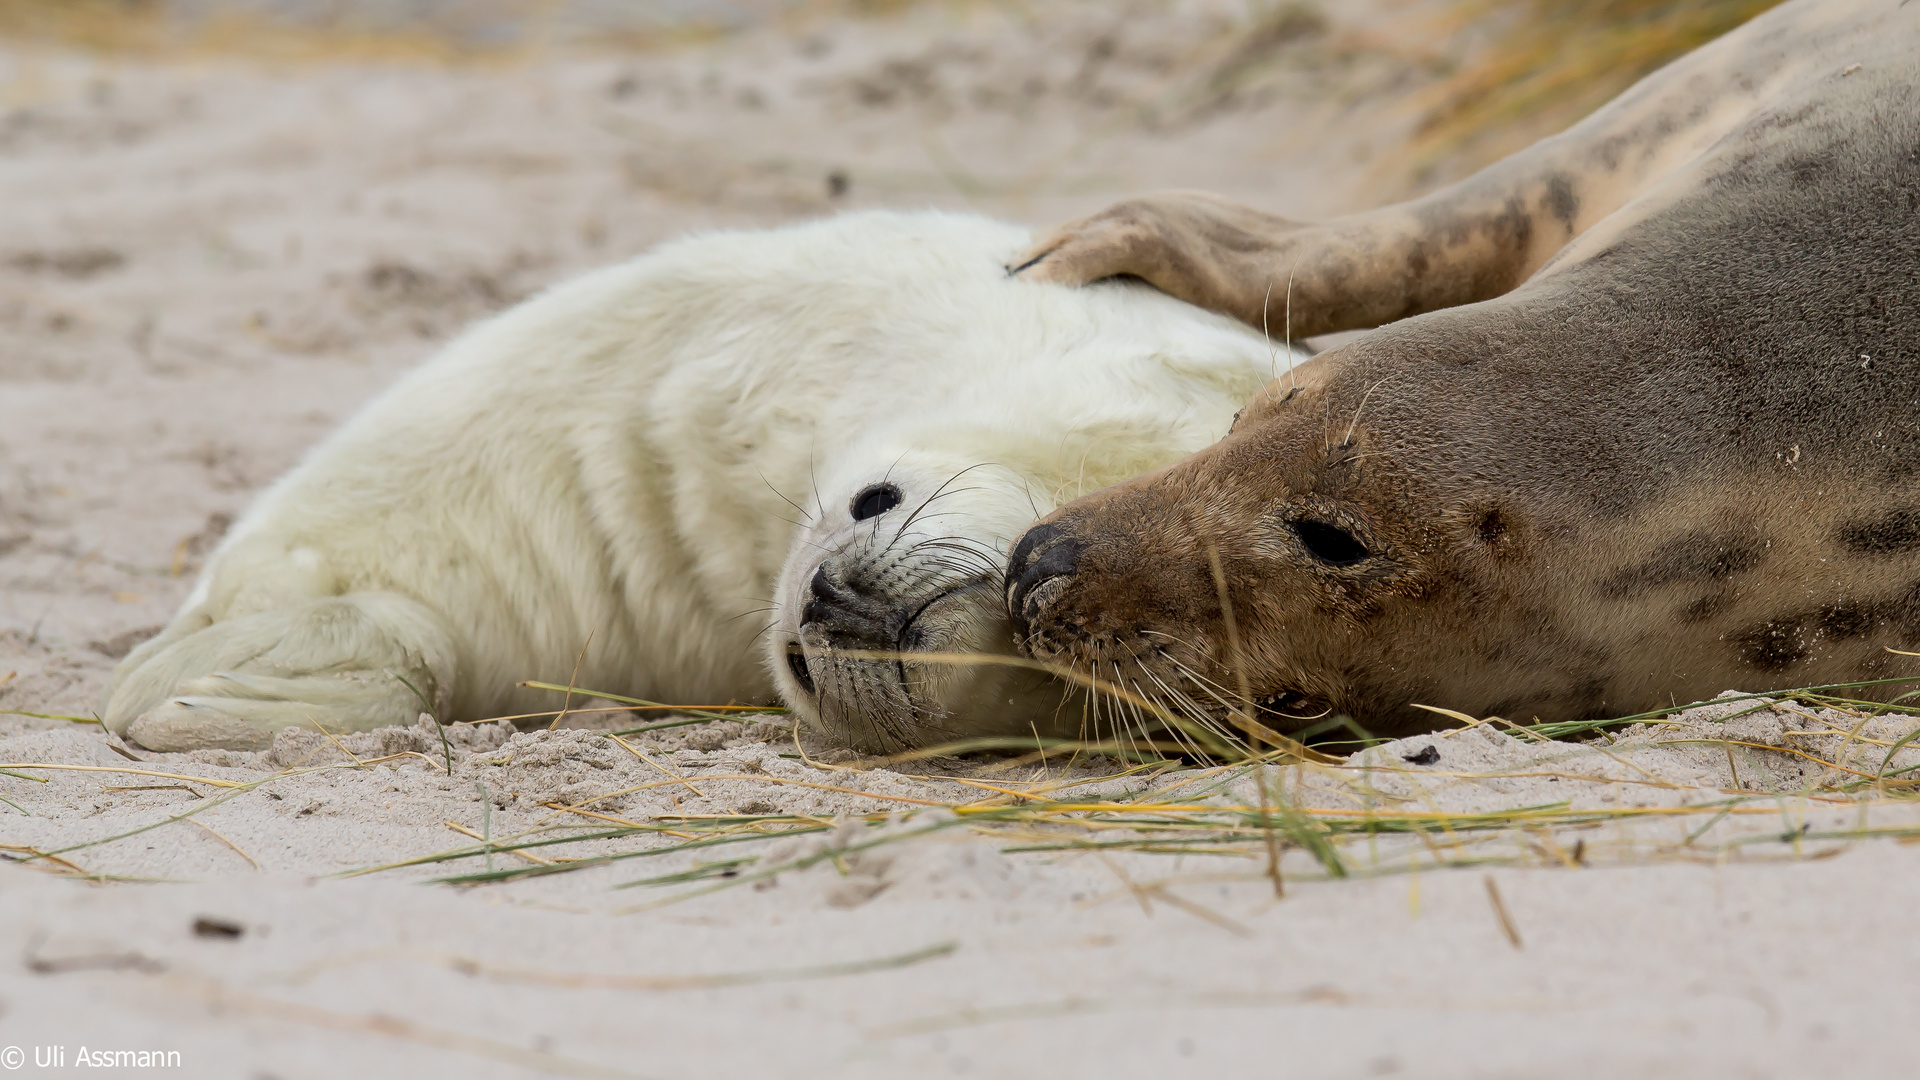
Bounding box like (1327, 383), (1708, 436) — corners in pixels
(3, 3), (1920, 1077)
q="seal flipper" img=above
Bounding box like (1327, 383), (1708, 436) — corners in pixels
(103, 592), (457, 752)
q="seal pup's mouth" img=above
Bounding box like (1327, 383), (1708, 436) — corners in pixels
(783, 642), (816, 694)
(898, 578), (997, 650)
(785, 577), (986, 699)
(781, 562), (1068, 754)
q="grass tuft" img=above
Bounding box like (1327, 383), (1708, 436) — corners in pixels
(1405, 0), (1784, 180)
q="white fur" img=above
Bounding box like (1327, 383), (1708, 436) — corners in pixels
(105, 211), (1295, 751)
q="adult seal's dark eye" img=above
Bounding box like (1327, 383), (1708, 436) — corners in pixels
(851, 483), (902, 521)
(1291, 519), (1371, 566)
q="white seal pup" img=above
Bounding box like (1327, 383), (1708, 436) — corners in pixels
(105, 210), (1294, 752)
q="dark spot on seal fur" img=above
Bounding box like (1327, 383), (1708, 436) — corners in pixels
(1838, 506), (1920, 556)
(1816, 599), (1884, 639)
(1604, 532), (1765, 596)
(1476, 507), (1508, 544)
(1402, 744), (1440, 766)
(1787, 152), (1830, 191)
(1540, 174), (1579, 230)
(1452, 500), (1525, 561)
(1565, 677), (1611, 720)
(1732, 619), (1807, 671)
(1681, 592), (1735, 623)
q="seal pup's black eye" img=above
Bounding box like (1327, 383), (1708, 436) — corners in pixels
(1292, 519), (1370, 566)
(851, 483), (903, 521)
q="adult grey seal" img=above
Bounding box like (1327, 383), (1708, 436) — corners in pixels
(1004, 0), (1920, 739)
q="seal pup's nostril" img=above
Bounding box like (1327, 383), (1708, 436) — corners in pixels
(1005, 522), (1082, 635)
(802, 566), (861, 626)
(785, 643), (815, 694)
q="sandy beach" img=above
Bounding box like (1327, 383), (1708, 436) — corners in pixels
(3, 2), (1919, 1076)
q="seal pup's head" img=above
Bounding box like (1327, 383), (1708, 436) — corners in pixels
(770, 436), (1063, 754)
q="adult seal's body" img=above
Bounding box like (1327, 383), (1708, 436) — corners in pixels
(106, 211), (1289, 752)
(1006, 0), (1920, 739)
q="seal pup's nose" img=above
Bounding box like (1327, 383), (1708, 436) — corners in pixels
(802, 566), (862, 627)
(800, 564), (896, 644)
(1005, 522), (1082, 639)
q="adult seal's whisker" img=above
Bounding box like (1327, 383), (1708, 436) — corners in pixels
(1004, 0), (1920, 743)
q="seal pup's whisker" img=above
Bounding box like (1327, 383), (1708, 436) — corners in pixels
(1143, 638), (1240, 711)
(1087, 665), (1113, 752)
(755, 467), (814, 525)
(725, 604), (781, 624)
(887, 463), (1002, 543)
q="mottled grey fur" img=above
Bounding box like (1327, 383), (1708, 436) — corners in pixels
(1009, 0), (1920, 736)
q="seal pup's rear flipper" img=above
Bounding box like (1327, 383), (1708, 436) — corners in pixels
(102, 592), (456, 752)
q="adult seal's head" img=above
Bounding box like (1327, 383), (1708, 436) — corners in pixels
(1006, 0), (1920, 740)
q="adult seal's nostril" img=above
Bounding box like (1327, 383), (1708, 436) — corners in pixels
(1005, 523), (1082, 632)
(1006, 523), (1055, 587)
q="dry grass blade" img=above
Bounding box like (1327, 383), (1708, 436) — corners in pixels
(446, 821), (553, 865)
(863, 984), (1557, 1040)
(0, 763), (242, 788)
(283, 667), (1920, 899)
(609, 735), (707, 797)
(308, 717), (363, 765)
(0, 0), (574, 64)
(291, 939), (957, 992)
(24, 759), (437, 864)
(1, 708), (102, 724)
(516, 681), (785, 724)
(809, 647), (1338, 764)
(187, 818), (260, 869)
(101, 784), (202, 798)
(544, 803), (652, 829)
(0, 842), (90, 875)
(1483, 875), (1524, 949)
(168, 975), (653, 1080)
(546, 632), (595, 731)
